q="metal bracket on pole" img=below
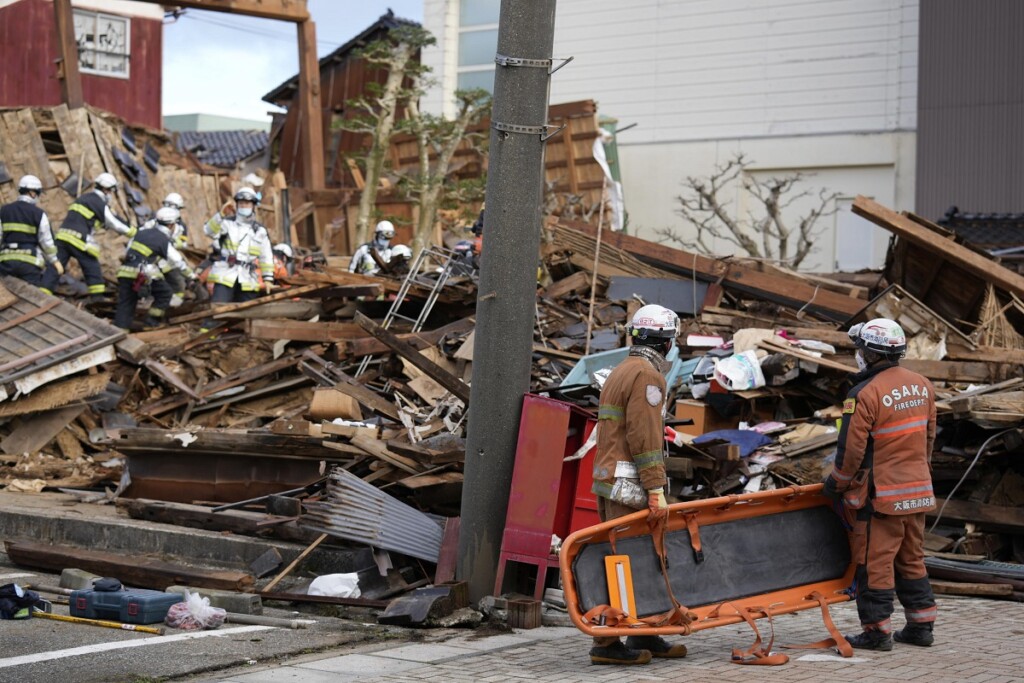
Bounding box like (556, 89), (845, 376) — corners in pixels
(494, 53), (551, 69)
(491, 121), (566, 142)
(494, 53), (574, 76)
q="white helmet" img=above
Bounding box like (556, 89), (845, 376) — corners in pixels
(628, 304), (679, 343)
(374, 220), (396, 240)
(18, 175), (42, 194)
(273, 243), (293, 259)
(163, 192), (185, 210)
(155, 206), (180, 226)
(95, 172), (118, 191)
(234, 187), (260, 204)
(390, 244), (412, 260)
(849, 318), (907, 358)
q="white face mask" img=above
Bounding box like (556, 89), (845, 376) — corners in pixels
(855, 349), (869, 371)
(237, 207), (253, 218)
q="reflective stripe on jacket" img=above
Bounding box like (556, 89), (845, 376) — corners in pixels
(828, 363), (937, 515)
(203, 213), (273, 290)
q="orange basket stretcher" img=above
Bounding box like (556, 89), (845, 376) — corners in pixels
(559, 484), (856, 664)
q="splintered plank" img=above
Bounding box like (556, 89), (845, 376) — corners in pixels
(246, 319), (364, 342)
(169, 284), (326, 323)
(0, 110), (57, 187)
(51, 104), (105, 186)
(0, 404), (85, 456)
(354, 312), (470, 404)
(854, 196), (1024, 301)
(5, 540), (255, 592)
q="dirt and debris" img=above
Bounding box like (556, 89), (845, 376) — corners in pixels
(3, 104), (1024, 606)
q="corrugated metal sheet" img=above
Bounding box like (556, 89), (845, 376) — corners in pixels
(0, 277), (125, 398)
(917, 0), (1024, 218)
(300, 466), (444, 562)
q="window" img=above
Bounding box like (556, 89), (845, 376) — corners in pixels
(456, 0), (499, 94)
(73, 10), (130, 78)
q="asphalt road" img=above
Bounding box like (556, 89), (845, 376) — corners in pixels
(0, 556), (405, 683)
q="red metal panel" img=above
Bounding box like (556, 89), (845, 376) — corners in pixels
(500, 394), (572, 557)
(0, 0), (161, 129)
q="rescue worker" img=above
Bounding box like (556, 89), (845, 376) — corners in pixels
(114, 207), (195, 330)
(139, 201), (190, 308)
(162, 192), (189, 243)
(41, 172), (135, 299)
(823, 318), (938, 651)
(201, 187), (274, 330)
(588, 304), (688, 666)
(385, 243), (412, 276)
(0, 175), (62, 287)
(348, 220), (395, 275)
(272, 243), (293, 282)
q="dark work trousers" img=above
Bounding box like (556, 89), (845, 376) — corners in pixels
(41, 241), (105, 295)
(202, 282), (259, 329)
(850, 511), (937, 633)
(0, 261), (43, 287)
(114, 277), (174, 330)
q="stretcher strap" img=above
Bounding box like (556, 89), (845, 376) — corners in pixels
(708, 602), (789, 666)
(581, 519), (696, 632)
(782, 591), (854, 658)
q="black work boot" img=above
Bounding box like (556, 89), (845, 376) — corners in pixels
(625, 635), (688, 658)
(589, 640), (652, 665)
(846, 630), (893, 651)
(894, 623), (934, 647)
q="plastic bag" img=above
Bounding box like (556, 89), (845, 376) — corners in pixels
(712, 350), (766, 391)
(308, 573), (361, 598)
(165, 591), (226, 630)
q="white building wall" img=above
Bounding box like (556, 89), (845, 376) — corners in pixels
(421, 0), (919, 272)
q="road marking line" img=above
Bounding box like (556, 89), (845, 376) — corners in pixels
(0, 573), (36, 580)
(0, 625), (275, 669)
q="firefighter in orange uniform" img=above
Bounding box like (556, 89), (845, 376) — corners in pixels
(588, 304), (688, 666)
(824, 318), (938, 650)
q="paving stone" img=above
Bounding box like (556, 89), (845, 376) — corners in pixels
(374, 642), (479, 663)
(296, 653), (422, 675)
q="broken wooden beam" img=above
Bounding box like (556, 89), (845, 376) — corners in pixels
(168, 284), (326, 323)
(5, 540), (255, 592)
(928, 498), (1024, 534)
(246, 319), (365, 342)
(339, 317), (475, 359)
(559, 219), (864, 320)
(353, 312), (471, 404)
(853, 196), (1024, 301)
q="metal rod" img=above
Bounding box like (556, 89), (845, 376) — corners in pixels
(33, 610), (165, 635)
(584, 176), (608, 357)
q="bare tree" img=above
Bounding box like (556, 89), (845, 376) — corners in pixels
(657, 154), (839, 269)
(402, 87), (491, 255)
(336, 25), (434, 246)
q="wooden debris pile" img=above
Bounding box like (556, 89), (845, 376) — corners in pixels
(3, 193), (1024, 599)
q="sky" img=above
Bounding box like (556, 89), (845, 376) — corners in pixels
(162, 0), (424, 123)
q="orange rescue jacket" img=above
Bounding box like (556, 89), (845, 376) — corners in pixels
(828, 362), (937, 515)
(592, 346), (669, 500)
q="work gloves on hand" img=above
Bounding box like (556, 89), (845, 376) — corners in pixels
(821, 476), (842, 502)
(647, 487), (668, 525)
(52, 261), (64, 277)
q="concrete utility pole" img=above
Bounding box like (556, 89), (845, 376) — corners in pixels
(458, 0), (558, 602)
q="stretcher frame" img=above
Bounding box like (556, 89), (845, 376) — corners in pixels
(559, 484), (855, 639)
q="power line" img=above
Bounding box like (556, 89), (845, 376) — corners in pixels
(175, 12), (342, 50)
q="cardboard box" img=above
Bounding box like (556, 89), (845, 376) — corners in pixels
(674, 399), (735, 436)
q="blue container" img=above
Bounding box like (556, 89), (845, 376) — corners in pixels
(70, 588), (183, 625)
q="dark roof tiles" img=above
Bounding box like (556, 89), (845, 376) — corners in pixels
(176, 130), (269, 168)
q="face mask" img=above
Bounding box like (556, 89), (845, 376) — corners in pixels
(237, 207), (253, 218)
(855, 349), (868, 371)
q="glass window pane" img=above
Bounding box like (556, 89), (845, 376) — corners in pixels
(458, 29), (498, 67)
(457, 69), (495, 93)
(460, 0), (500, 26)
